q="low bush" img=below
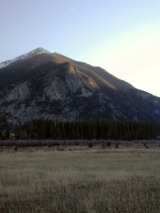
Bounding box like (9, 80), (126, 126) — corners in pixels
(102, 144), (106, 149)
(115, 144), (119, 148)
(88, 142), (93, 148)
(106, 141), (111, 147)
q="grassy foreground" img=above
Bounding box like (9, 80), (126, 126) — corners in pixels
(0, 147), (160, 213)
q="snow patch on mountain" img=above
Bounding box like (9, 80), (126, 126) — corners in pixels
(0, 47), (50, 69)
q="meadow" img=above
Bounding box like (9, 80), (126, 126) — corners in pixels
(0, 144), (160, 213)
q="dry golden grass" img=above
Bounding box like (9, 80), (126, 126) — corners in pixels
(0, 147), (160, 213)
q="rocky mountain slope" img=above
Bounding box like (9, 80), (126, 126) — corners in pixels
(0, 48), (160, 127)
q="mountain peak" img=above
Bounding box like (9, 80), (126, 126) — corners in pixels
(0, 47), (50, 69)
(29, 47), (50, 55)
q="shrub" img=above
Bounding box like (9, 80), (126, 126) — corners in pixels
(102, 144), (106, 149)
(144, 143), (149, 148)
(57, 146), (65, 151)
(88, 142), (93, 148)
(115, 144), (119, 148)
(106, 141), (111, 147)
(14, 146), (18, 151)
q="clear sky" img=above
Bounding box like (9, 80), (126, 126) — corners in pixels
(0, 0), (160, 97)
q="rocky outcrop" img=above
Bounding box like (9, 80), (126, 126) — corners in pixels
(5, 82), (30, 102)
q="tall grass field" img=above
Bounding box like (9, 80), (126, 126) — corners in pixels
(0, 146), (160, 213)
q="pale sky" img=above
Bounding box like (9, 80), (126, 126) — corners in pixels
(0, 0), (160, 97)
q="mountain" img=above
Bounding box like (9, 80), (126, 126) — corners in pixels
(0, 48), (160, 128)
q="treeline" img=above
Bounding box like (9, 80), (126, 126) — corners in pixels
(13, 119), (160, 140)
